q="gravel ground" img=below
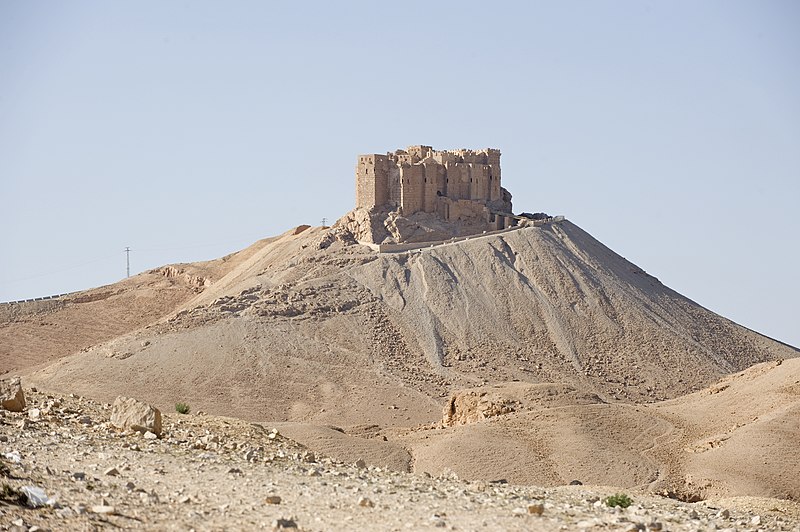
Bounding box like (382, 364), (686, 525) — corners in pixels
(1, 389), (798, 531)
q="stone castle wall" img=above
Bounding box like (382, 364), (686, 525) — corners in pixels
(355, 146), (507, 225)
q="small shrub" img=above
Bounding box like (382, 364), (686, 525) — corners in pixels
(175, 402), (190, 415)
(604, 493), (633, 508)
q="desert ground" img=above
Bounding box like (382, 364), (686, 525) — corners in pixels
(2, 218), (798, 530)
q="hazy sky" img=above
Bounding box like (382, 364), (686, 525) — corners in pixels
(1, 1), (798, 347)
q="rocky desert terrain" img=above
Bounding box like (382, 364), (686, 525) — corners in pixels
(2, 216), (799, 530)
(1, 386), (798, 531)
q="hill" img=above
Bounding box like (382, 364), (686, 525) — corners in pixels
(2, 218), (797, 501)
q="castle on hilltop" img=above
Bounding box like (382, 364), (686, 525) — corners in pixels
(356, 145), (514, 229)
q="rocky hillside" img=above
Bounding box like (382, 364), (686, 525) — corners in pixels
(2, 219), (798, 503)
(19, 220), (796, 414)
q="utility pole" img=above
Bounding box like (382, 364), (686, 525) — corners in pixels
(321, 218), (327, 227)
(125, 247), (131, 278)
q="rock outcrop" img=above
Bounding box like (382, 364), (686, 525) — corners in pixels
(0, 376), (25, 411)
(110, 396), (162, 436)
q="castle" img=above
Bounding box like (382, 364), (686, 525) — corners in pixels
(356, 145), (515, 230)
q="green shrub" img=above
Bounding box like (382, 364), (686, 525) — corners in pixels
(175, 402), (190, 415)
(604, 493), (633, 508)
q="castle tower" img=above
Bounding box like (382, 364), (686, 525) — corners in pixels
(356, 154), (389, 209)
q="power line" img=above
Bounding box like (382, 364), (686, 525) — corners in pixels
(125, 247), (131, 278)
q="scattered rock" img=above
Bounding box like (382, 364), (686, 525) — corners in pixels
(265, 495), (282, 504)
(3, 451), (22, 463)
(143, 431), (158, 440)
(272, 517), (298, 529)
(751, 515), (762, 526)
(20, 486), (49, 507)
(430, 515), (447, 527)
(72, 472), (86, 481)
(28, 408), (41, 420)
(358, 497), (375, 508)
(104, 467), (120, 476)
(0, 377), (26, 411)
(91, 505), (117, 515)
(569, 480), (583, 486)
(527, 502), (545, 515)
(110, 396), (162, 436)
(354, 459), (366, 469)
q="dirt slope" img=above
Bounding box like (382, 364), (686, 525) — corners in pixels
(22, 220), (795, 410)
(0, 230), (296, 377)
(6, 219), (798, 499)
(390, 359), (800, 501)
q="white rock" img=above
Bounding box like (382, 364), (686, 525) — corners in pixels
(110, 396), (162, 436)
(3, 451), (22, 463)
(91, 505), (117, 514)
(143, 431), (158, 440)
(20, 486), (49, 507)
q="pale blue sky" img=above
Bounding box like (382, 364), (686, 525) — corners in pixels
(1, 1), (798, 347)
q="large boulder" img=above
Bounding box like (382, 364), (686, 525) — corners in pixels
(110, 396), (162, 436)
(0, 376), (25, 412)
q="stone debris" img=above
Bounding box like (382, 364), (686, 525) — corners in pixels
(527, 502), (545, 515)
(358, 496), (375, 508)
(0, 387), (795, 531)
(20, 486), (50, 507)
(272, 517), (298, 529)
(110, 395), (162, 435)
(3, 450), (22, 463)
(0, 376), (26, 411)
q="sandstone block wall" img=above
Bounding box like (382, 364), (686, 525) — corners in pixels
(355, 146), (508, 226)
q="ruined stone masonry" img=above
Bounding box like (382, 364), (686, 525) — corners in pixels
(356, 145), (515, 230)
